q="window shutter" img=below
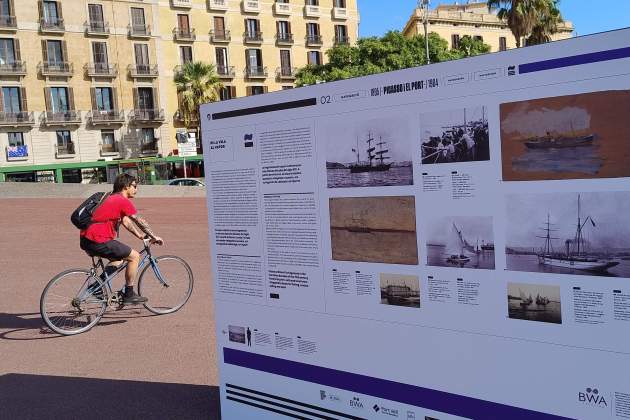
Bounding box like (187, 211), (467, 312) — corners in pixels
(68, 87), (75, 110)
(9, 0), (15, 17)
(263, 86), (268, 93)
(152, 86), (159, 109)
(112, 87), (119, 111)
(61, 40), (68, 62)
(90, 88), (97, 110)
(288, 21), (292, 35)
(37, 1), (43, 20)
(41, 40), (48, 62)
(0, 90), (4, 113)
(20, 87), (27, 111)
(132, 87), (139, 109)
(246, 86), (251, 96)
(57, 1), (63, 20)
(243, 18), (247, 33)
(44, 87), (52, 111)
(230, 86), (236, 98)
(14, 39), (21, 61)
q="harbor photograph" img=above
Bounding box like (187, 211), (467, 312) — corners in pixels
(425, 216), (495, 270)
(329, 196), (418, 265)
(228, 325), (246, 344)
(505, 192), (630, 277)
(324, 113), (414, 188)
(500, 90), (630, 181)
(507, 282), (562, 324)
(420, 106), (490, 164)
(380, 273), (421, 308)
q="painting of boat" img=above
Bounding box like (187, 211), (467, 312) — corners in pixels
(350, 132), (392, 173)
(524, 134), (595, 149)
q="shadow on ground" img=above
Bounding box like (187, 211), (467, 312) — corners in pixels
(0, 373), (221, 419)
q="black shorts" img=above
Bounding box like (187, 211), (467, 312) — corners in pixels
(80, 237), (132, 261)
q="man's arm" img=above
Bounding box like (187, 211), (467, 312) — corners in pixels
(121, 216), (144, 240)
(128, 214), (163, 244)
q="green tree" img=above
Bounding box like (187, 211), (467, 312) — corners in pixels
(174, 62), (222, 134)
(296, 31), (488, 86)
(452, 35), (492, 58)
(488, 0), (563, 48)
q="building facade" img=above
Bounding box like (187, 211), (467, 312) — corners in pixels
(403, 1), (573, 53)
(0, 0), (358, 183)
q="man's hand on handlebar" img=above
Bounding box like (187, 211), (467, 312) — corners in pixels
(150, 236), (164, 246)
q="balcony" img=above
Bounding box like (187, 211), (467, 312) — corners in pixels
(332, 7), (348, 20)
(208, 0), (229, 10)
(140, 141), (159, 156)
(174, 110), (199, 123)
(40, 17), (65, 33)
(0, 61), (26, 76)
(305, 34), (323, 47)
(304, 5), (320, 18)
(0, 15), (17, 31)
(85, 63), (118, 78)
(173, 27), (196, 42)
(128, 24), (151, 38)
(243, 31), (263, 44)
(210, 29), (231, 43)
(128, 64), (159, 78)
(216, 65), (235, 78)
(84, 20), (110, 36)
(100, 142), (121, 157)
(274, 2), (291, 15)
(276, 66), (296, 80)
(88, 110), (125, 125)
(334, 35), (350, 45)
(276, 32), (294, 45)
(56, 142), (76, 158)
(171, 0), (193, 8)
(38, 62), (73, 77)
(245, 66), (267, 79)
(6, 145), (28, 161)
(0, 112), (35, 126)
(242, 0), (260, 13)
(129, 109), (165, 123)
(42, 111), (82, 126)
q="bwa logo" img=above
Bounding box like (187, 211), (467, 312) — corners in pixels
(578, 387), (608, 408)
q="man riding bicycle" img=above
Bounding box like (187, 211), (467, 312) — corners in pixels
(79, 173), (164, 305)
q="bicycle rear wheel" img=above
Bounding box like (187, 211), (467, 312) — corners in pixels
(40, 269), (108, 335)
(138, 255), (193, 315)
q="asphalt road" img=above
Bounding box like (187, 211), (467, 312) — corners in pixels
(0, 198), (220, 419)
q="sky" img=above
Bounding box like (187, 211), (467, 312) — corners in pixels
(358, 0), (630, 39)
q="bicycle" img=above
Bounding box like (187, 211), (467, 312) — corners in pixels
(40, 239), (194, 336)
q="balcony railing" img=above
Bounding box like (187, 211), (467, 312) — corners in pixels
(333, 7), (348, 20)
(0, 61), (27, 75)
(40, 17), (65, 32)
(243, 31), (263, 44)
(245, 66), (267, 78)
(276, 32), (294, 45)
(88, 110), (125, 125)
(6, 145), (28, 161)
(274, 2), (291, 15)
(216, 65), (235, 78)
(38, 62), (73, 77)
(129, 109), (165, 122)
(304, 5), (320, 17)
(85, 63), (118, 77)
(42, 111), (82, 125)
(0, 15), (17, 30)
(242, 0), (261, 13)
(334, 35), (350, 45)
(173, 27), (196, 41)
(128, 24), (151, 38)
(128, 64), (159, 78)
(210, 29), (231, 43)
(100, 142), (121, 156)
(85, 20), (110, 35)
(171, 0), (193, 8)
(0, 112), (34, 126)
(276, 66), (296, 79)
(56, 142), (76, 157)
(306, 34), (323, 46)
(208, 0), (229, 10)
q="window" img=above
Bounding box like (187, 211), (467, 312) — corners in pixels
(50, 87), (69, 112)
(42, 1), (59, 21)
(140, 128), (157, 152)
(134, 43), (150, 72)
(87, 4), (104, 31)
(177, 14), (190, 32)
(136, 87), (154, 110)
(307, 22), (319, 37)
(8, 132), (24, 147)
(94, 87), (113, 111)
(1, 0), (13, 17)
(130, 7), (146, 33)
(451, 34), (460, 49)
(249, 86), (265, 96)
(474, 35), (483, 42)
(499, 36), (507, 51)
(56, 130), (73, 154)
(213, 16), (225, 36)
(2, 86), (21, 113)
(219, 86), (236, 101)
(281, 86), (293, 90)
(101, 130), (115, 152)
(306, 0), (319, 5)
(46, 40), (64, 63)
(245, 48), (263, 69)
(307, 50), (321, 66)
(334, 0), (346, 7)
(180, 46), (193, 64)
(216, 47), (228, 72)
(277, 0), (288, 3)
(92, 42), (108, 71)
(245, 19), (260, 38)
(280, 49), (291, 74)
(0, 38), (16, 64)
(335, 24), (347, 43)
(277, 21), (291, 42)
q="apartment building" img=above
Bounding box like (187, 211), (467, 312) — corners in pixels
(0, 0), (358, 183)
(403, 1), (573, 52)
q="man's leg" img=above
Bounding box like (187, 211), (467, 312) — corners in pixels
(123, 249), (140, 287)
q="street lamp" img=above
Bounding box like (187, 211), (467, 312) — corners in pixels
(419, 0), (430, 64)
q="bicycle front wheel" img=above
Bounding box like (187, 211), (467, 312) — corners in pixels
(40, 269), (108, 335)
(138, 256), (193, 315)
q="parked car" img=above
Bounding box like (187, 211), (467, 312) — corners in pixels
(167, 178), (205, 186)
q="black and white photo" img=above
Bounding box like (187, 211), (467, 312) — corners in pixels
(508, 282), (562, 324)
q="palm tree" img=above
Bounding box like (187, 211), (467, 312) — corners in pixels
(527, 1), (563, 45)
(488, 0), (562, 48)
(174, 61), (222, 140)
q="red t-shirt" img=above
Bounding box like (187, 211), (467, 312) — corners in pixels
(80, 193), (137, 243)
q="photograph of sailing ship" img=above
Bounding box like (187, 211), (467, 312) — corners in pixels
(329, 196), (418, 265)
(324, 113), (413, 188)
(505, 192), (630, 277)
(425, 216), (495, 269)
(380, 274), (420, 308)
(420, 106), (490, 164)
(501, 90), (630, 181)
(507, 282), (562, 324)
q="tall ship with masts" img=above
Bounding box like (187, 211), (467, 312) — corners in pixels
(537, 195), (619, 272)
(350, 132), (392, 173)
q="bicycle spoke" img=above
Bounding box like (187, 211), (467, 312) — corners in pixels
(138, 256), (193, 315)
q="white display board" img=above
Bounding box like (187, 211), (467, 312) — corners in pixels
(201, 28), (630, 420)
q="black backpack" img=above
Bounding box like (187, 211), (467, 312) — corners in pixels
(70, 192), (111, 230)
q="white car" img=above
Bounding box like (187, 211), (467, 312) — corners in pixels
(167, 178), (205, 186)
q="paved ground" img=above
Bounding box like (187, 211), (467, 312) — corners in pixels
(0, 197), (220, 419)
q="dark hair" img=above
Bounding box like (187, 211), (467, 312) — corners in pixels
(113, 173), (137, 193)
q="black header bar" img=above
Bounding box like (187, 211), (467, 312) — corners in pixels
(211, 98), (317, 120)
